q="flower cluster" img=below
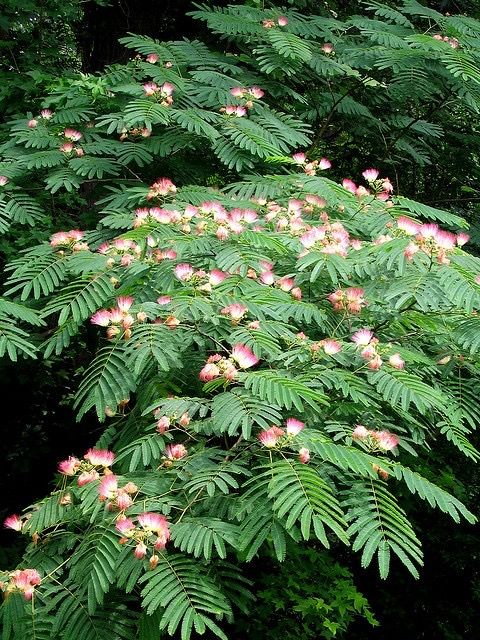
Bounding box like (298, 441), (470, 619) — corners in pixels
(153, 409), (191, 434)
(343, 169), (393, 201)
(262, 16), (288, 28)
(50, 229), (88, 251)
(328, 287), (367, 314)
(2, 569), (41, 600)
(143, 81), (175, 105)
(119, 126), (151, 141)
(396, 217), (469, 264)
(115, 512), (170, 566)
(98, 475), (138, 510)
(58, 447), (116, 486)
(147, 177), (177, 200)
(223, 85), (265, 114)
(351, 329), (404, 371)
(432, 33), (459, 48)
(292, 152), (331, 176)
(352, 425), (399, 452)
(257, 419), (310, 462)
(59, 128), (84, 156)
(27, 108), (54, 128)
(98, 237), (142, 266)
(299, 219), (352, 257)
(174, 263), (228, 292)
(199, 344), (259, 382)
(91, 296), (143, 340)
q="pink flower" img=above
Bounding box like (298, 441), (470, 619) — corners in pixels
(143, 82), (159, 96)
(77, 469), (99, 486)
(156, 416), (170, 434)
(138, 512), (170, 536)
(291, 287), (302, 300)
(476, 275), (480, 285)
(165, 444), (187, 460)
(59, 142), (73, 153)
(4, 515), (23, 531)
(258, 426), (284, 447)
(389, 353), (405, 369)
(63, 128), (82, 141)
(134, 542), (147, 559)
(322, 43), (334, 53)
(322, 339), (342, 355)
(249, 86), (265, 99)
(58, 456), (81, 475)
(146, 53), (159, 63)
(91, 309), (111, 326)
(260, 271), (275, 285)
(115, 296), (133, 312)
(11, 569), (41, 600)
(0, 176), (8, 186)
(40, 109), (53, 119)
(221, 303), (248, 321)
(84, 448), (115, 467)
(404, 241), (419, 260)
(230, 87), (245, 97)
(298, 448), (310, 464)
(285, 418), (305, 436)
(263, 19), (275, 28)
(456, 232), (470, 247)
(362, 168), (379, 182)
(352, 425), (369, 440)
(397, 216), (420, 236)
(28, 119), (38, 128)
(160, 82), (175, 96)
(209, 269), (227, 286)
(98, 474), (118, 501)
(373, 430), (399, 451)
(277, 16), (288, 26)
(351, 329), (374, 346)
(116, 517), (135, 535)
(292, 152), (306, 165)
(157, 296), (172, 305)
(175, 263), (194, 281)
(319, 157), (331, 170)
(116, 492), (133, 510)
(278, 276), (294, 292)
(199, 362), (221, 382)
(367, 355), (383, 370)
(231, 344), (259, 369)
(179, 412), (190, 427)
(342, 179), (357, 194)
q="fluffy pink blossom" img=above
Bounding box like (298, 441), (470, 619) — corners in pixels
(342, 179), (357, 193)
(352, 425), (369, 440)
(146, 53), (158, 63)
(292, 152), (306, 165)
(11, 569), (41, 600)
(249, 85), (265, 99)
(351, 329), (374, 346)
(138, 512), (170, 536)
(258, 426), (284, 447)
(134, 542), (147, 559)
(0, 176), (8, 186)
(277, 16), (288, 26)
(322, 43), (334, 53)
(84, 448), (115, 467)
(199, 362), (221, 382)
(362, 168), (379, 182)
(63, 128), (82, 141)
(319, 157), (331, 170)
(291, 287), (302, 300)
(156, 416), (170, 434)
(59, 142), (73, 153)
(285, 418), (305, 436)
(58, 456), (81, 475)
(165, 444), (188, 460)
(456, 232), (470, 247)
(28, 119), (38, 128)
(322, 339), (342, 355)
(298, 448), (310, 464)
(91, 309), (111, 326)
(116, 492), (133, 510)
(77, 469), (99, 486)
(116, 296), (133, 313)
(116, 517), (135, 535)
(230, 87), (245, 97)
(143, 82), (159, 96)
(4, 514), (23, 531)
(209, 269), (227, 286)
(397, 216), (420, 236)
(231, 344), (259, 369)
(221, 303), (248, 321)
(373, 430), (399, 451)
(174, 263), (194, 281)
(389, 353), (405, 369)
(160, 82), (175, 96)
(367, 355), (383, 370)
(40, 109), (53, 119)
(157, 296), (171, 305)
(98, 474), (118, 500)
